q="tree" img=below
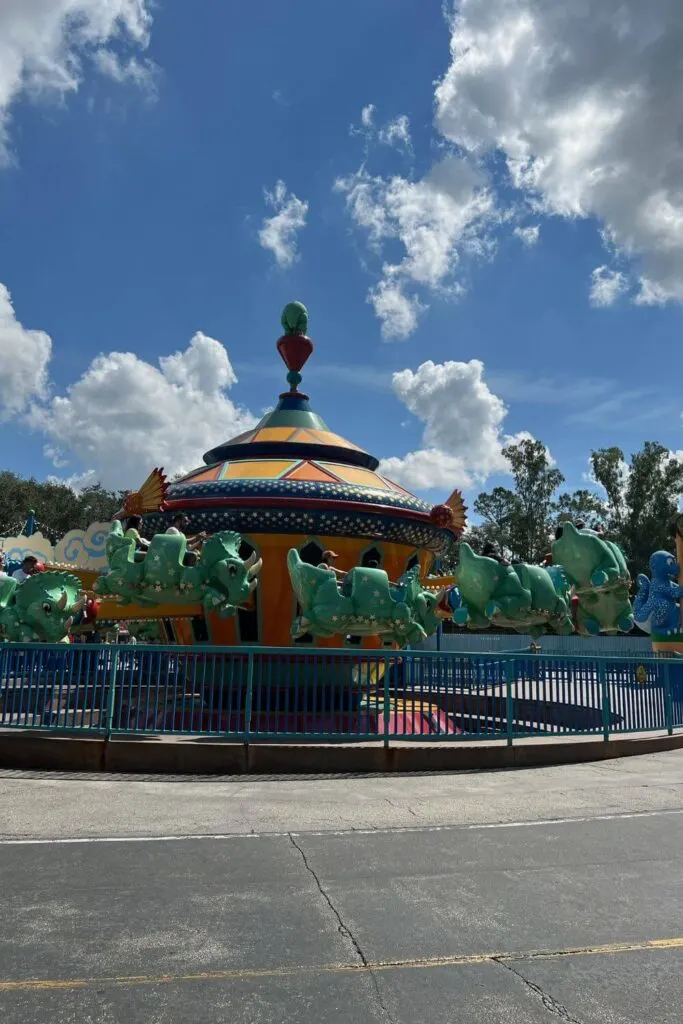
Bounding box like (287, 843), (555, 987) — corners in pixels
(470, 486), (521, 557)
(0, 471), (122, 541)
(504, 440), (565, 561)
(473, 439), (564, 563)
(592, 443), (683, 576)
(554, 489), (607, 532)
(437, 525), (490, 574)
(590, 447), (627, 536)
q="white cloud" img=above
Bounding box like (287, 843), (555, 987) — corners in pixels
(380, 449), (474, 491)
(336, 157), (497, 337)
(361, 104), (375, 128)
(378, 115), (411, 149)
(379, 358), (525, 490)
(435, 0), (683, 306)
(43, 445), (68, 469)
(0, 0), (155, 163)
(513, 224), (540, 246)
(352, 105), (410, 147)
(31, 332), (257, 490)
(47, 469), (99, 493)
(0, 283), (52, 420)
(92, 48), (158, 96)
(258, 180), (309, 268)
(368, 280), (426, 341)
(589, 265), (627, 307)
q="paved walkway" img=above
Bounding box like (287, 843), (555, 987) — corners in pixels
(0, 752), (682, 1022)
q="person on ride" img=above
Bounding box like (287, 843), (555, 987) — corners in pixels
(12, 555), (41, 582)
(318, 550), (345, 577)
(124, 515), (150, 552)
(481, 542), (509, 566)
(165, 514), (206, 566)
(0, 552), (9, 582)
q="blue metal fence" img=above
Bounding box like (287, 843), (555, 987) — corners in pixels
(0, 642), (682, 743)
(418, 632), (655, 656)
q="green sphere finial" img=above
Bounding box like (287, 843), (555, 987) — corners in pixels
(281, 301), (309, 336)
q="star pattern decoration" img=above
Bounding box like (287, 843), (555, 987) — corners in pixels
(145, 497), (452, 554)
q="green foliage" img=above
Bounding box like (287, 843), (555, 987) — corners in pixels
(555, 489), (607, 531)
(470, 439), (683, 576)
(591, 442), (683, 576)
(590, 447), (626, 534)
(0, 471), (122, 541)
(436, 526), (488, 574)
(473, 439), (564, 563)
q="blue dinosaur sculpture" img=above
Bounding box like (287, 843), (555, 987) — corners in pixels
(633, 550), (683, 635)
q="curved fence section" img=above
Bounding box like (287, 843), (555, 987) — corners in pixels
(0, 643), (682, 743)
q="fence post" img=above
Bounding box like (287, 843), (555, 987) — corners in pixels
(383, 655), (391, 749)
(244, 651), (254, 745)
(104, 646), (120, 739)
(600, 662), (610, 741)
(505, 658), (513, 746)
(664, 660), (673, 736)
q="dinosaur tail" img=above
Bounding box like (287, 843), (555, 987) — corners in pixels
(633, 575), (650, 623)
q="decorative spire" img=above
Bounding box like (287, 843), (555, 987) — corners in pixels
(276, 302), (314, 397)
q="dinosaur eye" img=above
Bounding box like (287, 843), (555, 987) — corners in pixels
(42, 602), (52, 614)
(228, 565), (238, 577)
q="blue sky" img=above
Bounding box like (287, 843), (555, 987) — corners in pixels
(1, 0), (682, 510)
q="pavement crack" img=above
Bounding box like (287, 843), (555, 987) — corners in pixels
(288, 833), (367, 965)
(288, 833), (395, 1023)
(383, 798), (417, 819)
(494, 958), (585, 1024)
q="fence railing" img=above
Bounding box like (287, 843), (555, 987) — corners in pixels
(1, 643), (682, 743)
(418, 631), (655, 656)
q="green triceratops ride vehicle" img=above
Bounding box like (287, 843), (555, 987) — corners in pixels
(287, 549), (448, 646)
(552, 522), (633, 635)
(451, 543), (574, 638)
(0, 571), (87, 643)
(94, 521), (262, 616)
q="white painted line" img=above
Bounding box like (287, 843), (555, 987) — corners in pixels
(1, 806), (682, 846)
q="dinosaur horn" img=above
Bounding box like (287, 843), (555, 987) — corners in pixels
(244, 551), (260, 570)
(72, 591), (88, 613)
(56, 591), (68, 611)
(247, 557), (262, 579)
(248, 578), (258, 593)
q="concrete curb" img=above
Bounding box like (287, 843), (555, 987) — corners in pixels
(0, 730), (682, 774)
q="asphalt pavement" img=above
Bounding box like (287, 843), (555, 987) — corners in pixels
(0, 752), (682, 1022)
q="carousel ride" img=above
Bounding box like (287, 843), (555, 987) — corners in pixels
(4, 303), (683, 737)
(5, 300), (683, 658)
(0, 304), (466, 650)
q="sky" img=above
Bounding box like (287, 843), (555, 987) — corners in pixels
(1, 0), (683, 515)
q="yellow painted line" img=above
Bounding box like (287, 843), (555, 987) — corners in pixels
(0, 937), (681, 993)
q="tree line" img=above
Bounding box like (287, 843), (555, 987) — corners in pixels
(459, 439), (683, 577)
(0, 471), (122, 542)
